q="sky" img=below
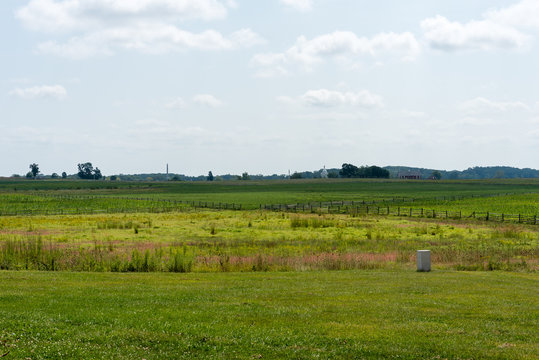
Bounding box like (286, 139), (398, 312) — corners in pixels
(1, 0), (538, 176)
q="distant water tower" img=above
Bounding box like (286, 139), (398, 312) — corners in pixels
(320, 166), (328, 179)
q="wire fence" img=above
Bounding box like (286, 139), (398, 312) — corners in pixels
(0, 194), (242, 216)
(262, 203), (538, 225)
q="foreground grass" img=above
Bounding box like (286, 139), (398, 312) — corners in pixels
(0, 270), (537, 359)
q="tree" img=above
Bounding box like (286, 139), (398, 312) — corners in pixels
(29, 163), (39, 179)
(207, 171), (214, 181)
(430, 170), (442, 180)
(366, 166), (390, 179)
(77, 163), (103, 180)
(290, 172), (303, 179)
(51, 173), (59, 179)
(26, 172), (33, 179)
(241, 172), (251, 180)
(93, 167), (102, 180)
(340, 163), (389, 178)
(447, 171), (459, 180)
(61, 172), (67, 179)
(339, 163), (359, 178)
(327, 171), (339, 178)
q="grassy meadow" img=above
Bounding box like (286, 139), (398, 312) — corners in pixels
(0, 210), (537, 272)
(0, 178), (538, 358)
(0, 271), (537, 359)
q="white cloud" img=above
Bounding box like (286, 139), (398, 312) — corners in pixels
(251, 31), (420, 75)
(16, 0), (235, 32)
(16, 0), (261, 58)
(9, 85), (67, 100)
(421, 0), (539, 52)
(485, 0), (539, 29)
(421, 15), (529, 51)
(459, 97), (530, 113)
(192, 94), (224, 107)
(280, 89), (383, 108)
(37, 26), (262, 58)
(280, 0), (313, 12)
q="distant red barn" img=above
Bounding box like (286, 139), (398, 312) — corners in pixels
(398, 171), (422, 180)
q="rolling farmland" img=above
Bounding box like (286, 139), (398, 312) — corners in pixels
(0, 178), (538, 359)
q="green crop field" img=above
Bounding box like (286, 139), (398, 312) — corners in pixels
(2, 178), (539, 209)
(0, 178), (538, 359)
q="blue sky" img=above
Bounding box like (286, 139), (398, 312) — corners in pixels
(1, 0), (538, 176)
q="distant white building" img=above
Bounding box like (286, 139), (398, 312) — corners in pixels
(320, 166), (328, 179)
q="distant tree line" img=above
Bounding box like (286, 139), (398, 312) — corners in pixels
(384, 166), (539, 180)
(11, 164), (539, 181)
(339, 164), (390, 178)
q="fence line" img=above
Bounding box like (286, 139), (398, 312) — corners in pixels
(0, 194), (242, 216)
(260, 203), (538, 225)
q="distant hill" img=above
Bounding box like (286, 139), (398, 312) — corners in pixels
(384, 166), (539, 180)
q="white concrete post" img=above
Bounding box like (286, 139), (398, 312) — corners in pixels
(417, 250), (431, 272)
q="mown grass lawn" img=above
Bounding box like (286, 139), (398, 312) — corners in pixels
(1, 270), (537, 359)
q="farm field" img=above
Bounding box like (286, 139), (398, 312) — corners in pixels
(0, 178), (538, 359)
(1, 178), (539, 216)
(2, 178), (539, 210)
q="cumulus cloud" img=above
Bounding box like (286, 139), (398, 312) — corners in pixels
(421, 15), (529, 51)
(9, 85), (67, 100)
(16, 0), (235, 32)
(251, 31), (420, 76)
(485, 0), (539, 29)
(279, 89), (384, 108)
(459, 97), (530, 113)
(280, 0), (313, 12)
(192, 94), (224, 107)
(16, 0), (261, 58)
(37, 26), (262, 58)
(421, 0), (539, 51)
